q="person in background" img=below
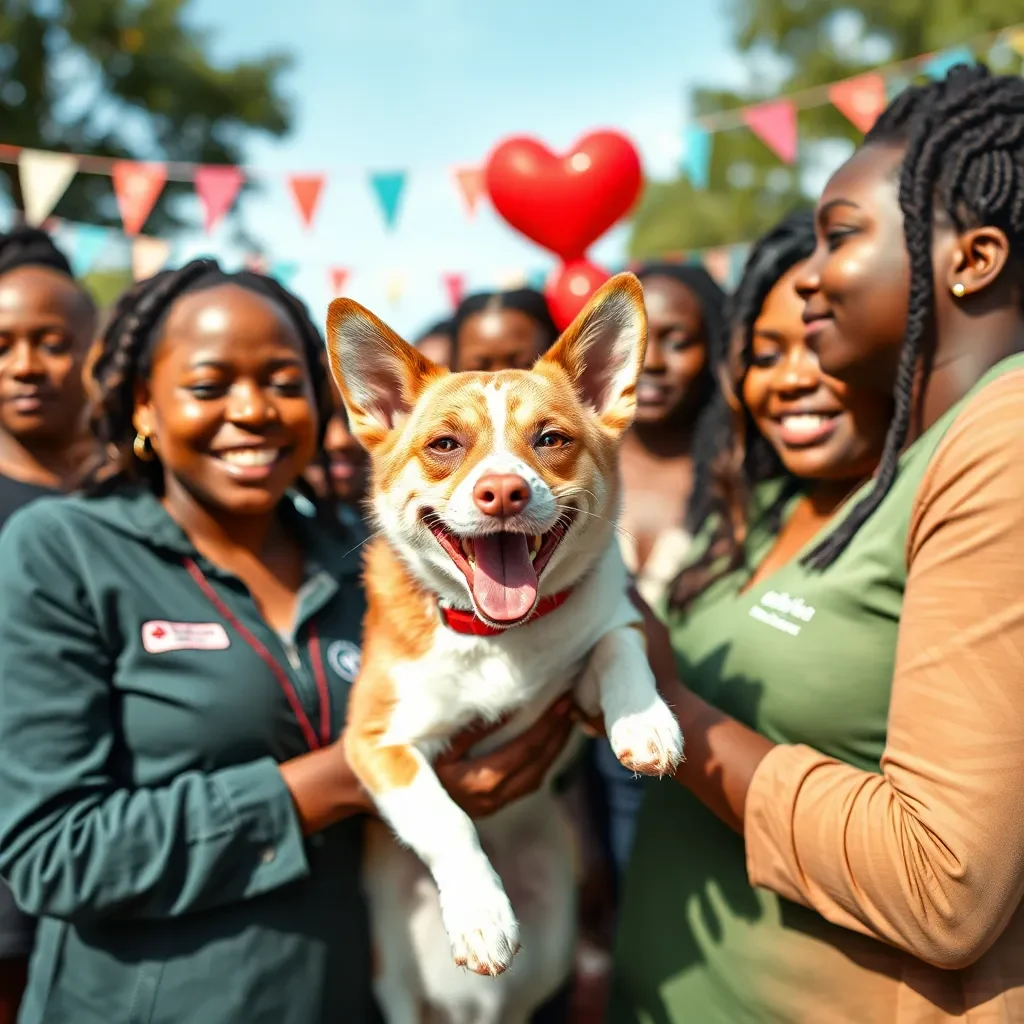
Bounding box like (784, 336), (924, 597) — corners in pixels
(451, 288), (558, 372)
(618, 262), (728, 609)
(414, 317), (454, 368)
(584, 261), (730, 929)
(0, 224), (96, 1024)
(304, 375), (370, 541)
(0, 258), (577, 1024)
(611, 64), (1024, 1023)
(0, 226), (95, 528)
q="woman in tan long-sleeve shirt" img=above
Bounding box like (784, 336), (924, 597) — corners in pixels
(610, 65), (1024, 1023)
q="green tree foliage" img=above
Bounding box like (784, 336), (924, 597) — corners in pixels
(628, 0), (1024, 260)
(0, 0), (293, 236)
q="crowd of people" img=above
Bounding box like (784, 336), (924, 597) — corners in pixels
(0, 61), (1022, 1023)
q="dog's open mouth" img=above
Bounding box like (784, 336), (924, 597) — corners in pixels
(426, 513), (574, 626)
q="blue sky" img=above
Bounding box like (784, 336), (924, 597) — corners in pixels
(170, 0), (751, 335)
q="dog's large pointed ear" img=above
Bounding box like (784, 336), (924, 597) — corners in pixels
(538, 273), (647, 437)
(325, 298), (442, 451)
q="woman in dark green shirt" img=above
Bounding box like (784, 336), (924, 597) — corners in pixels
(611, 66), (1024, 1022)
(0, 259), (574, 1024)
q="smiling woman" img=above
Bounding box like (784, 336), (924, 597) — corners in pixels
(0, 257), (581, 1024)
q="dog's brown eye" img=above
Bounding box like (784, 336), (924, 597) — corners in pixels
(428, 436), (461, 453)
(536, 431), (570, 449)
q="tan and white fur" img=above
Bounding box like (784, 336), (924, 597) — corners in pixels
(325, 275), (684, 1024)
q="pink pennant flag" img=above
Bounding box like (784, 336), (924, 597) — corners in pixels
(829, 74), (886, 134)
(287, 174), (326, 231)
(442, 272), (465, 310)
(702, 248), (731, 285)
(329, 267), (350, 296)
(112, 161), (167, 237)
(452, 167), (485, 219)
(244, 253), (269, 274)
(741, 100), (798, 164)
(194, 165), (245, 234)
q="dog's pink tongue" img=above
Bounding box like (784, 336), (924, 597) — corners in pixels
(471, 532), (538, 623)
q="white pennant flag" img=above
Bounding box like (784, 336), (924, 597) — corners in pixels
(131, 236), (172, 281)
(18, 150), (79, 225)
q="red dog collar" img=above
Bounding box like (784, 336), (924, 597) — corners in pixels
(439, 589), (573, 636)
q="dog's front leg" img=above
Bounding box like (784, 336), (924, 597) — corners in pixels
(575, 620), (684, 777)
(345, 727), (521, 977)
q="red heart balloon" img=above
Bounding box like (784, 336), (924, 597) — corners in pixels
(545, 259), (612, 332)
(485, 131), (643, 261)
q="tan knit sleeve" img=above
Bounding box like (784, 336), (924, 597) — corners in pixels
(744, 369), (1024, 970)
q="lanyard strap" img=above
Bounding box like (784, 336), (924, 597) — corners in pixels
(182, 557), (332, 751)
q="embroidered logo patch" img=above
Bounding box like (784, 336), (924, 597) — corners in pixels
(142, 621), (231, 654)
(327, 639), (361, 682)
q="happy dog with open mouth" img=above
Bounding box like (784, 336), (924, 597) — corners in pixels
(325, 273), (684, 1023)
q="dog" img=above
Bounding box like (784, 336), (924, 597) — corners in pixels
(325, 273), (684, 1024)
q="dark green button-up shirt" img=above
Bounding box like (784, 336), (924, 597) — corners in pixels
(0, 488), (375, 1023)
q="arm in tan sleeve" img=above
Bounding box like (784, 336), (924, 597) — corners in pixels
(744, 371), (1024, 970)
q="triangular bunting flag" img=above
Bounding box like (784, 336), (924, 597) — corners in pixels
(385, 272), (405, 306)
(68, 224), (111, 278)
(329, 267), (350, 296)
(885, 75), (909, 102)
(496, 269), (527, 290)
(526, 267), (548, 292)
(287, 175), (325, 231)
(18, 150), (78, 225)
(923, 46), (974, 81)
(194, 165), (245, 234)
(680, 124), (711, 189)
(741, 100), (798, 164)
(370, 172), (407, 231)
(702, 248), (730, 285)
(1005, 29), (1024, 59)
(829, 74), (886, 134)
(112, 162), (167, 237)
(442, 272), (465, 311)
(728, 245), (751, 288)
(131, 236), (172, 281)
(269, 261), (300, 289)
(244, 253), (269, 274)
(452, 167), (485, 219)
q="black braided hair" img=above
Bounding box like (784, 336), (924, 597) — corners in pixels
(668, 210), (815, 611)
(803, 62), (1024, 569)
(80, 258), (334, 518)
(451, 288), (559, 364)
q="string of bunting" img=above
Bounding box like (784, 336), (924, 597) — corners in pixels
(29, 209), (753, 313)
(679, 23), (1024, 184)
(3, 24), (1021, 241)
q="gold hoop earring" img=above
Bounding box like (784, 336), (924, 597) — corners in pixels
(951, 282), (966, 298)
(133, 432), (155, 462)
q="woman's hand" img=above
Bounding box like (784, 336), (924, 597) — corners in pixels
(280, 740), (376, 836)
(435, 695), (578, 819)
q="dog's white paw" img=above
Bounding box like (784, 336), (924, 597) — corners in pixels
(439, 868), (521, 976)
(609, 698), (684, 777)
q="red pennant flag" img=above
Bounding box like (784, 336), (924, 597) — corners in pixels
(452, 167), (485, 219)
(442, 272), (465, 311)
(741, 101), (798, 164)
(288, 174), (325, 231)
(828, 74), (886, 134)
(112, 161), (167, 236)
(329, 267), (349, 296)
(194, 165), (245, 234)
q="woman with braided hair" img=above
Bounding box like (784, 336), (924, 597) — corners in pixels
(607, 63), (1024, 1023)
(0, 258), (576, 1023)
(0, 225), (95, 526)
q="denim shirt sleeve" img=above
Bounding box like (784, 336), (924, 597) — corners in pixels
(0, 509), (310, 923)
